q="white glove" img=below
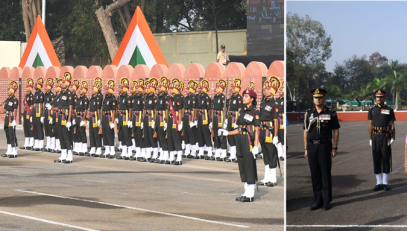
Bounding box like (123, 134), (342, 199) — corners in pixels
(369, 140), (372, 147)
(11, 120), (16, 127)
(72, 119), (76, 125)
(128, 121), (133, 128)
(80, 121), (85, 127)
(218, 129), (229, 136)
(223, 119), (228, 129)
(40, 117), (44, 124)
(30, 117), (32, 122)
(252, 146), (259, 159)
(178, 122), (183, 131)
(45, 104), (52, 110)
(21, 117), (24, 123)
(234, 123), (239, 129)
(141, 122), (144, 129)
(151, 120), (155, 129)
(66, 121), (71, 131)
(97, 120), (101, 127)
(164, 123), (167, 131)
(190, 121), (195, 128)
(209, 122), (212, 130)
(110, 123), (114, 129)
(273, 137), (279, 145)
(115, 118), (118, 123)
(390, 139), (395, 148)
(49, 118), (53, 124)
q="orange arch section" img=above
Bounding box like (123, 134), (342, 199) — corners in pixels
(73, 66), (88, 80)
(0, 67), (11, 79)
(167, 63), (186, 81)
(225, 62), (245, 79)
(88, 66), (103, 79)
(34, 67), (47, 86)
(59, 66), (74, 79)
(102, 65), (118, 95)
(132, 65), (150, 80)
(204, 63), (225, 98)
(244, 61), (268, 102)
(118, 65), (133, 79)
(46, 66), (61, 92)
(150, 64), (168, 79)
(185, 63), (205, 82)
(11, 67), (22, 79)
(268, 60), (284, 80)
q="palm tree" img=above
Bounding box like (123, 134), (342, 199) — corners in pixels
(382, 60), (407, 110)
(326, 85), (341, 109)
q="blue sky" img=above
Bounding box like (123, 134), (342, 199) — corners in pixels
(287, 1), (407, 72)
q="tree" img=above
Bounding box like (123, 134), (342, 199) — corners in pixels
(325, 85), (341, 108)
(21, 0), (43, 41)
(0, 0), (25, 41)
(382, 60), (407, 110)
(369, 51), (388, 75)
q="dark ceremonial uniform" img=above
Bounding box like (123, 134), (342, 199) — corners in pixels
(74, 95), (89, 144)
(88, 93), (103, 149)
(167, 94), (183, 152)
(101, 94), (117, 146)
(182, 93), (197, 146)
(368, 104), (395, 174)
(69, 93), (78, 145)
(57, 89), (74, 150)
(22, 92), (34, 138)
(227, 93), (243, 146)
(236, 105), (260, 184)
(32, 89), (44, 140)
(259, 97), (279, 168)
(143, 94), (157, 148)
(117, 93), (132, 147)
(4, 95), (18, 148)
(196, 92), (212, 147)
(52, 93), (61, 152)
(44, 91), (55, 138)
(155, 92), (169, 151)
(212, 93), (227, 150)
(131, 94), (144, 149)
(304, 106), (340, 204)
(276, 96), (284, 144)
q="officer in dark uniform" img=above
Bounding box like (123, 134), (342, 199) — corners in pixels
(21, 78), (34, 150)
(368, 90), (395, 191)
(167, 78), (184, 165)
(155, 77), (170, 163)
(129, 79), (145, 160)
(219, 84), (260, 202)
(258, 79), (279, 187)
(303, 88), (340, 210)
(101, 79), (117, 159)
(74, 80), (89, 156)
(139, 78), (158, 162)
(194, 79), (212, 159)
(116, 77), (133, 160)
(50, 78), (63, 153)
(211, 79), (227, 161)
(184, 80), (198, 159)
(70, 79), (79, 155)
(43, 77), (55, 152)
(0, 81), (19, 158)
(276, 79), (285, 161)
(51, 72), (75, 164)
(32, 77), (45, 151)
(88, 77), (103, 157)
(225, 78), (243, 162)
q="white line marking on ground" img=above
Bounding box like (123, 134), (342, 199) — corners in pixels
(15, 189), (250, 228)
(180, 191), (204, 196)
(391, 164), (404, 175)
(287, 225), (407, 228)
(0, 209), (99, 231)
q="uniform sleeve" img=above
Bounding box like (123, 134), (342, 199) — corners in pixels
(40, 92), (45, 103)
(153, 97), (157, 107)
(217, 52), (221, 60)
(390, 108), (396, 121)
(13, 99), (18, 110)
(253, 109), (260, 126)
(68, 94), (74, 106)
(331, 111), (340, 129)
(112, 98), (117, 110)
(368, 108), (372, 120)
(177, 96), (183, 110)
(85, 98), (89, 109)
(192, 96), (197, 108)
(206, 97), (211, 110)
(238, 96), (243, 109)
(273, 103), (279, 119)
(127, 96), (132, 108)
(303, 110), (308, 130)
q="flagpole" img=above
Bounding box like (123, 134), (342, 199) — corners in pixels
(42, 0), (46, 26)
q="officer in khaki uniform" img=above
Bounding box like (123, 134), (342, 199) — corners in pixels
(304, 88), (340, 210)
(216, 44), (229, 66)
(368, 90), (395, 191)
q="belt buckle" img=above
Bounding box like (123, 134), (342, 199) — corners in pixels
(313, 140), (320, 144)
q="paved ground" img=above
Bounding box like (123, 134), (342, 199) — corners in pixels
(0, 125), (283, 231)
(286, 121), (407, 231)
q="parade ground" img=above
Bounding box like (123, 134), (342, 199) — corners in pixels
(286, 121), (407, 231)
(0, 126), (283, 231)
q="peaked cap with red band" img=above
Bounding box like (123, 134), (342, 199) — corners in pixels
(311, 88), (327, 97)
